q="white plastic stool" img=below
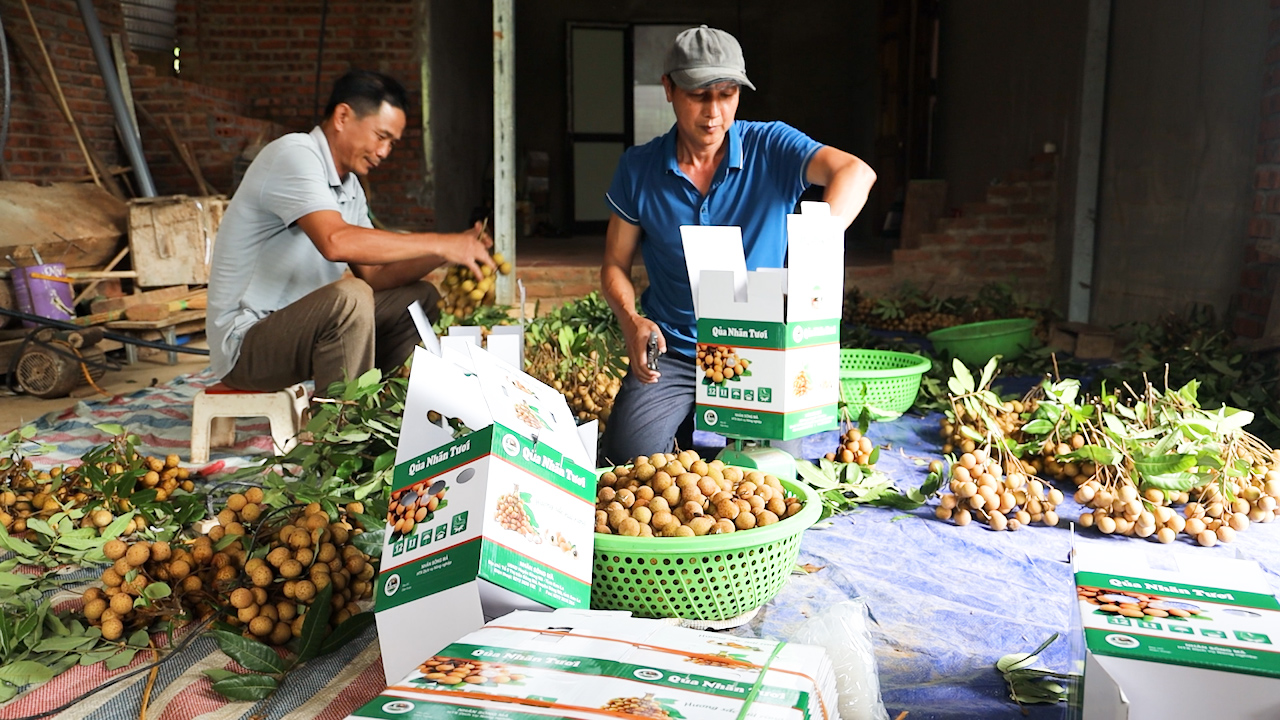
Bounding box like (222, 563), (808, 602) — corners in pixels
(190, 382), (309, 463)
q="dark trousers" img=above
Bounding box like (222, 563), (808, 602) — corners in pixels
(599, 353), (697, 466)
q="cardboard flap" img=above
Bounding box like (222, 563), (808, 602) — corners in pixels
(698, 269), (784, 322)
(681, 225), (747, 317)
(786, 203), (844, 322)
(396, 347), (488, 463)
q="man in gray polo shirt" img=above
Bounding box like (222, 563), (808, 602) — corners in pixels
(207, 70), (492, 395)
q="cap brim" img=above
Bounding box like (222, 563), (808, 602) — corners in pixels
(669, 67), (755, 91)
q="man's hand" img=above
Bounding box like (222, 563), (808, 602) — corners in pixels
(441, 220), (496, 278)
(623, 315), (666, 384)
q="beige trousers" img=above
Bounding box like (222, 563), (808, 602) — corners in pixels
(222, 276), (440, 395)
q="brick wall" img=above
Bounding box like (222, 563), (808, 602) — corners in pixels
(0, 0), (128, 183)
(174, 0), (431, 229)
(1234, 1), (1280, 339)
(880, 154), (1058, 302)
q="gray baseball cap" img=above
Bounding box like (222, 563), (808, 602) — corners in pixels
(663, 25), (756, 91)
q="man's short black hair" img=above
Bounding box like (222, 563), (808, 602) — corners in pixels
(323, 69), (408, 119)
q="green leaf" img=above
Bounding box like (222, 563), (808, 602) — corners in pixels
(1020, 419), (1053, 435)
(94, 423), (126, 437)
(1139, 473), (1198, 493)
(978, 357), (998, 391)
(952, 359), (976, 393)
(99, 511), (137, 540)
(0, 572), (38, 593)
(142, 582), (172, 600)
(294, 582), (334, 664)
(319, 611), (375, 656)
(211, 673), (278, 701)
(78, 648), (120, 666)
(1132, 454), (1196, 479)
(349, 528), (384, 558)
(959, 425), (985, 442)
(34, 635), (98, 653)
(128, 629), (150, 648)
(203, 668), (239, 683)
(997, 652), (1037, 673)
(24, 518), (55, 537)
(795, 460), (839, 490)
(213, 534), (243, 552)
(1059, 445), (1120, 466)
(211, 630), (288, 674)
(105, 648), (138, 671)
(0, 660), (56, 686)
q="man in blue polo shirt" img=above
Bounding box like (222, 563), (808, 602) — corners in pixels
(600, 26), (877, 463)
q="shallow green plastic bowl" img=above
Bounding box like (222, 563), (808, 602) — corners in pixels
(926, 317), (1036, 366)
(590, 478), (820, 621)
(839, 349), (931, 419)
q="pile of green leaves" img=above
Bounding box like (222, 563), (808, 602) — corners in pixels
(76, 426), (207, 541)
(1096, 304), (1280, 446)
(997, 633), (1072, 707)
(525, 292), (627, 380)
(0, 593), (157, 702)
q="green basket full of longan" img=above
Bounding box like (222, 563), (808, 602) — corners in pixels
(591, 450), (820, 621)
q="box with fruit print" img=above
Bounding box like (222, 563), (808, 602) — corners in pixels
(685, 203), (843, 441)
(348, 609), (839, 720)
(1072, 544), (1280, 720)
(374, 345), (598, 684)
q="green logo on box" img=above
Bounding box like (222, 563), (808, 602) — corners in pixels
(1170, 624), (1194, 635)
(393, 538), (405, 556)
(1235, 631), (1272, 644)
(451, 511), (469, 535)
(731, 389), (741, 400)
(744, 390), (755, 401)
(706, 385), (717, 397)
(1107, 616), (1132, 626)
(435, 525), (448, 542)
(759, 388), (772, 403)
(719, 386), (729, 398)
(1137, 620), (1161, 630)
(406, 534), (419, 551)
(1201, 629), (1227, 639)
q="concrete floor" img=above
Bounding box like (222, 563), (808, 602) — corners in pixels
(0, 339), (210, 433)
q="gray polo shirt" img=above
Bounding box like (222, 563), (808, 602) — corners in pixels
(206, 126), (372, 378)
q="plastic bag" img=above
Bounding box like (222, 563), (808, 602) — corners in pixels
(790, 599), (889, 720)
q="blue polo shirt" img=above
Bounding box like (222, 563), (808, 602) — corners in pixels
(606, 120), (823, 358)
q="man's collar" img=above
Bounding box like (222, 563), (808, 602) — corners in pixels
(663, 122), (743, 174)
(310, 126), (344, 189)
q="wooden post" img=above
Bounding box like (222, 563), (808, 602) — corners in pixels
(493, 0), (516, 305)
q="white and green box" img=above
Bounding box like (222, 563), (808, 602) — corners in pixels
(686, 203), (844, 440)
(375, 345), (597, 684)
(1072, 544), (1280, 719)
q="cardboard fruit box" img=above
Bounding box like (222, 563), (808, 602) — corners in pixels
(1071, 543), (1280, 719)
(375, 344), (598, 684)
(685, 203), (844, 441)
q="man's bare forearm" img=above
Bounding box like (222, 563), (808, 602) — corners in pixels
(602, 263), (642, 331)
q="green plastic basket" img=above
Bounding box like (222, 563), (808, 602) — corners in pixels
(838, 349), (931, 419)
(590, 478), (821, 621)
(926, 317), (1036, 366)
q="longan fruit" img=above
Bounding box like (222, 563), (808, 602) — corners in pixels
(267, 547), (291, 568)
(82, 586), (104, 603)
(289, 529), (312, 549)
(104, 539), (128, 560)
(217, 509), (237, 526)
(344, 556), (367, 575)
(270, 621), (293, 646)
(216, 565), (238, 582)
(631, 506), (653, 525)
(149, 541), (172, 563)
(101, 618), (124, 641)
(84, 598), (108, 622)
(113, 558), (132, 576)
(756, 510), (780, 526)
(238, 604), (260, 623)
(294, 580), (317, 602)
(277, 601), (298, 622)
(280, 560), (304, 579)
(230, 588), (255, 609)
(735, 512), (756, 530)
(713, 518), (736, 534)
(123, 542), (150, 568)
(250, 565), (274, 587)
(672, 525), (695, 537)
(226, 494), (248, 512)
(249, 615), (274, 637)
(618, 518), (641, 537)
(240, 504), (262, 523)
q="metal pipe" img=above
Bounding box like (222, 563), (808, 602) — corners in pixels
(75, 0), (156, 197)
(0, 306), (209, 355)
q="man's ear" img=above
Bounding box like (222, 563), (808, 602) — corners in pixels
(661, 74), (674, 103)
(332, 103), (352, 131)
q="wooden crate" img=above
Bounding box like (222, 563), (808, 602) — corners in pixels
(128, 195), (227, 287)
